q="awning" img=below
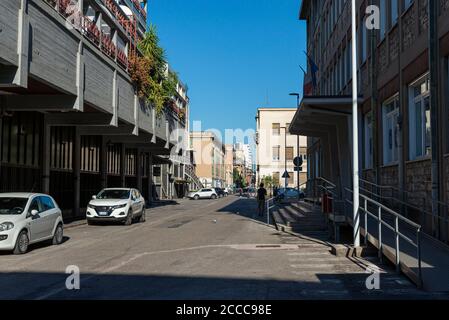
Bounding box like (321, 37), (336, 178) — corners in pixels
(289, 95), (363, 137)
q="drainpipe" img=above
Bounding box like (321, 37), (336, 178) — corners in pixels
(398, 1), (405, 215)
(370, 0), (379, 188)
(429, 0), (440, 238)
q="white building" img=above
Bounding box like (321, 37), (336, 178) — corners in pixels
(255, 108), (308, 188)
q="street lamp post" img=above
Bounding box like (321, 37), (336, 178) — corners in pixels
(351, 0), (360, 247)
(280, 126), (288, 188)
(290, 93), (301, 199)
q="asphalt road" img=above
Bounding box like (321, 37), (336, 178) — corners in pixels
(0, 196), (446, 300)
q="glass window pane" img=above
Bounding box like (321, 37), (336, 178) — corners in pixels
(424, 97), (431, 156)
(415, 101), (423, 157)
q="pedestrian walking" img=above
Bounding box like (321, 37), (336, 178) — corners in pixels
(257, 183), (267, 217)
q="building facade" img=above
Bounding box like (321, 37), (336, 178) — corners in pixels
(0, 0), (185, 217)
(256, 108), (308, 189)
(190, 131), (226, 188)
(293, 0), (449, 242)
(224, 144), (234, 189)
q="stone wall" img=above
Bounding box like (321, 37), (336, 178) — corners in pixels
(380, 165), (398, 188)
(405, 159), (431, 210)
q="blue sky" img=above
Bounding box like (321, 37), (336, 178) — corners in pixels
(149, 0), (307, 144)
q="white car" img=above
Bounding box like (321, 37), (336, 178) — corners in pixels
(187, 188), (218, 200)
(0, 193), (64, 254)
(86, 188), (146, 225)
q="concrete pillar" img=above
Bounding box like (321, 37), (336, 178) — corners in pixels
(120, 144), (126, 187)
(42, 119), (51, 194)
(136, 148), (142, 192)
(147, 153), (153, 205)
(100, 136), (107, 189)
(73, 127), (81, 218)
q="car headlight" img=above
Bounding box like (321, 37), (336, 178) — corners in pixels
(0, 222), (14, 231)
(87, 204), (95, 209)
(112, 204), (127, 210)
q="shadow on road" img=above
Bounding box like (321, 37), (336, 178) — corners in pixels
(217, 197), (272, 226)
(0, 271), (439, 300)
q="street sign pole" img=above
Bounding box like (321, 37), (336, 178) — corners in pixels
(351, 0), (360, 247)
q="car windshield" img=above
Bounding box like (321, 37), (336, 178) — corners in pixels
(96, 190), (130, 200)
(0, 197), (28, 215)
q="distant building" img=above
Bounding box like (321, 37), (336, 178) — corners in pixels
(256, 108), (308, 188)
(224, 144), (234, 189)
(190, 131), (226, 188)
(234, 143), (255, 187)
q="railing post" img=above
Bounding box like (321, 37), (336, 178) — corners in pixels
(266, 200), (270, 225)
(378, 206), (382, 263)
(364, 198), (368, 246)
(417, 228), (423, 289)
(395, 215), (400, 273)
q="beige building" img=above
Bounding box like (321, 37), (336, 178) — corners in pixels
(190, 131), (226, 188)
(224, 144), (234, 189)
(255, 108), (307, 188)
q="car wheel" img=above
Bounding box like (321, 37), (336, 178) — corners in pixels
(13, 230), (29, 255)
(124, 211), (133, 226)
(52, 223), (64, 245)
(194, 195), (199, 200)
(139, 209), (146, 223)
(211, 194), (217, 199)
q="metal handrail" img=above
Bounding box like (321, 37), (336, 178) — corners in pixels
(345, 187), (423, 288)
(266, 197), (276, 225)
(359, 178), (449, 243)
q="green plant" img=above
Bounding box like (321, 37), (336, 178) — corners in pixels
(129, 24), (180, 116)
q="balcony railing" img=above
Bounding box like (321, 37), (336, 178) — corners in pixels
(43, 0), (132, 72)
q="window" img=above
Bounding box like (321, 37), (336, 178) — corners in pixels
(361, 17), (367, 63)
(28, 198), (42, 214)
(40, 196), (55, 211)
(404, 0), (413, 11)
(286, 147), (294, 161)
(408, 75), (431, 160)
(364, 114), (373, 169)
(272, 146), (280, 161)
(272, 123), (280, 136)
(391, 0), (398, 26)
(288, 172), (294, 186)
(383, 95), (400, 164)
(286, 123), (291, 135)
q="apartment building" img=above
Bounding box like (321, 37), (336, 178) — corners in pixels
(256, 108), (308, 188)
(190, 132), (226, 188)
(0, 0), (185, 216)
(292, 0), (449, 241)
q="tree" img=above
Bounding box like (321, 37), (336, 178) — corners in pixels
(233, 169), (246, 188)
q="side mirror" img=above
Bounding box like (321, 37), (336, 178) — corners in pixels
(92, 195), (97, 200)
(30, 209), (39, 216)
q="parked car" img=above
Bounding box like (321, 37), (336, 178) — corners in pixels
(0, 193), (64, 254)
(214, 188), (226, 198)
(86, 188), (146, 225)
(187, 188), (218, 200)
(278, 188), (305, 200)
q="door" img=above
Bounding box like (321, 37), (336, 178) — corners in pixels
(131, 190), (141, 216)
(39, 196), (59, 238)
(28, 197), (47, 242)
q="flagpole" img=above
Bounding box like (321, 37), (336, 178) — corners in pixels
(351, 0), (360, 248)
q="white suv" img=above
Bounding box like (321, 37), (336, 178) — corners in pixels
(0, 193), (64, 254)
(187, 188), (218, 200)
(86, 188), (146, 225)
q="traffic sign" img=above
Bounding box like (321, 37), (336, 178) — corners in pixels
(294, 166), (303, 172)
(282, 171), (290, 178)
(293, 156), (303, 167)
